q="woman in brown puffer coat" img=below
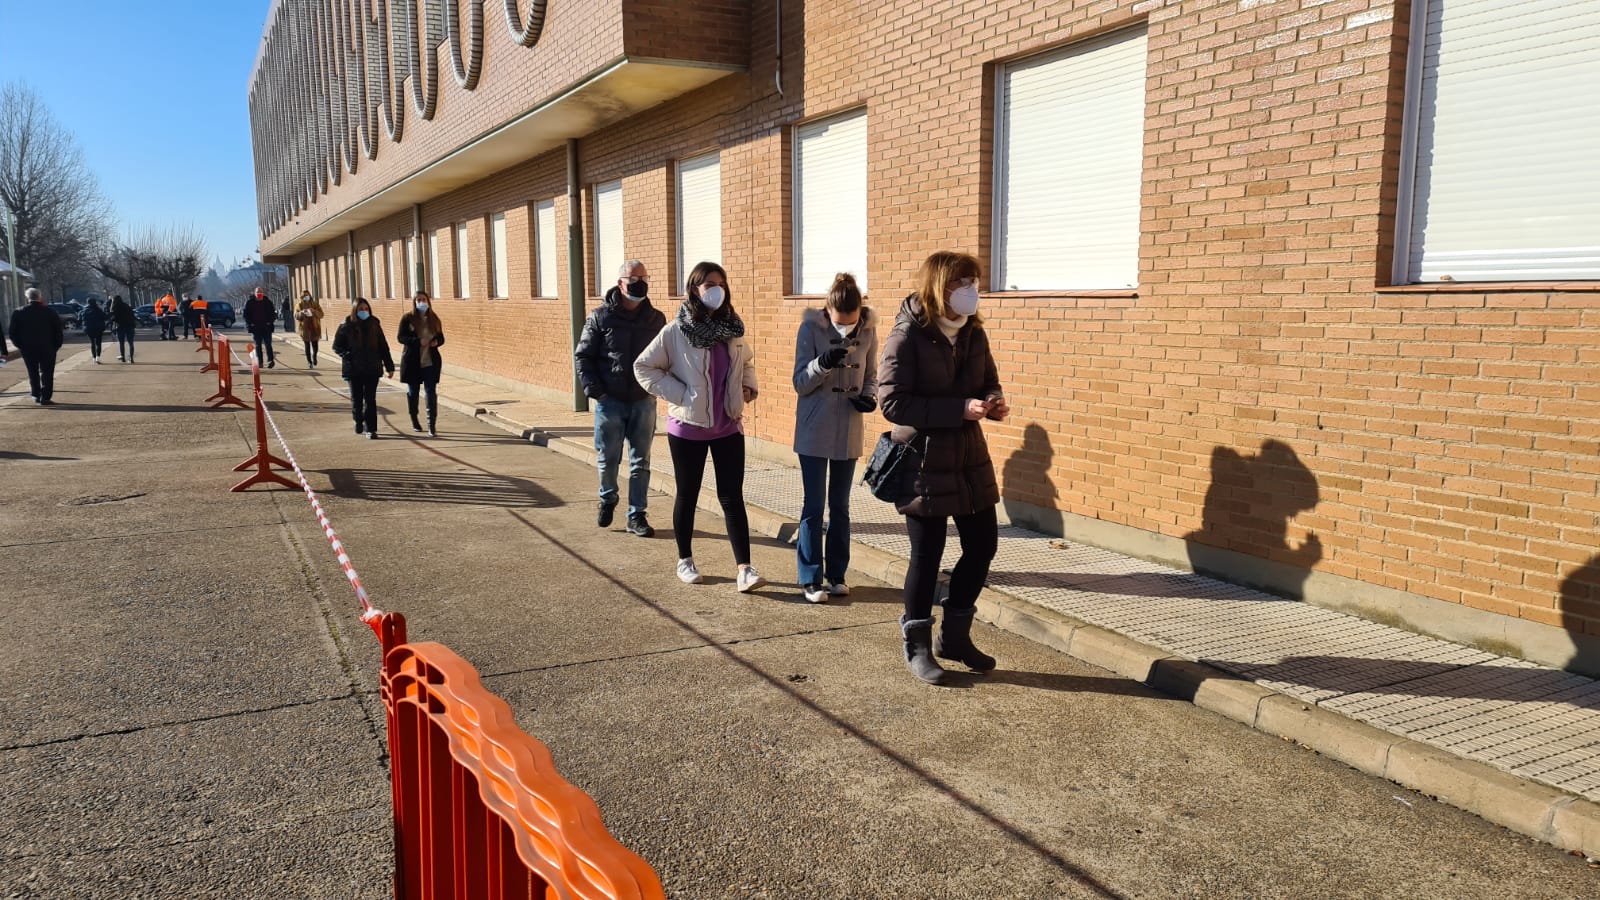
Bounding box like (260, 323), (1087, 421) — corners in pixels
(879, 250), (1011, 685)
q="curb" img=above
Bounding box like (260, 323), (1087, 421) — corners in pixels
(334, 359), (1600, 862)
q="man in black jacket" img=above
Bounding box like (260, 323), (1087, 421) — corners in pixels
(10, 287), (65, 405)
(574, 259), (666, 536)
(243, 287), (278, 368)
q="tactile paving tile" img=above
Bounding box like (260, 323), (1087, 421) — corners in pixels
(622, 436), (1600, 802)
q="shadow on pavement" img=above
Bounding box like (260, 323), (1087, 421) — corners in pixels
(1198, 655), (1600, 706)
(0, 451), (79, 461)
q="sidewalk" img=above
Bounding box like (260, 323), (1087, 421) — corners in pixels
(301, 335), (1600, 861)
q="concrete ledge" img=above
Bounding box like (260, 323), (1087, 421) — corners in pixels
(426, 381), (1600, 861)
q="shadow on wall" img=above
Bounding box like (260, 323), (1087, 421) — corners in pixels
(1561, 557), (1600, 666)
(1184, 440), (1321, 600)
(1001, 423), (1062, 536)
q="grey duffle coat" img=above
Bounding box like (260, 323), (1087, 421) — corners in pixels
(792, 306), (878, 460)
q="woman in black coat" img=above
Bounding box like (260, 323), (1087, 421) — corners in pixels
(109, 296), (136, 363)
(878, 250), (1011, 685)
(331, 298), (395, 439)
(396, 291), (445, 436)
(81, 299), (108, 363)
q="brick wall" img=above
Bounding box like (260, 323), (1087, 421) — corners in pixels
(264, 0), (1600, 642)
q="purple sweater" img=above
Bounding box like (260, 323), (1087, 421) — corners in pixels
(668, 341), (742, 441)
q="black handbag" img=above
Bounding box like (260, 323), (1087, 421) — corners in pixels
(862, 431), (925, 503)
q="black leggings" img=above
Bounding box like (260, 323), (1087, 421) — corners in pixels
(348, 372), (380, 433)
(903, 505), (998, 621)
(88, 332), (103, 357)
(667, 433), (751, 565)
(116, 327), (135, 360)
(304, 340), (319, 364)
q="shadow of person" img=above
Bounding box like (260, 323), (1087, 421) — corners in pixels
(1001, 423), (1063, 536)
(1558, 556), (1600, 675)
(1184, 440), (1321, 600)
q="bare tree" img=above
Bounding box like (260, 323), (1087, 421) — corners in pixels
(0, 82), (112, 298)
(142, 224), (208, 299)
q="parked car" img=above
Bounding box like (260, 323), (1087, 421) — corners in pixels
(133, 304), (158, 327)
(202, 301), (237, 328)
(46, 303), (79, 329)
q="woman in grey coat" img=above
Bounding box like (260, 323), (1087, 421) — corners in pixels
(791, 273), (877, 603)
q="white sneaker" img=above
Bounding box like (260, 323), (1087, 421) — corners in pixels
(676, 558), (704, 585)
(802, 583), (828, 604)
(827, 580), (851, 597)
(737, 566), (767, 593)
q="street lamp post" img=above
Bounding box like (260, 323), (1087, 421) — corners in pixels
(2, 202), (21, 320)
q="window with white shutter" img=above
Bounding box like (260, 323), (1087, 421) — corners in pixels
(386, 244), (396, 298)
(677, 152), (722, 295)
(535, 200), (558, 298)
(794, 110), (867, 294)
(594, 180), (624, 293)
(490, 213), (510, 298)
(455, 223), (471, 298)
(427, 232), (440, 299)
(1395, 0), (1600, 283)
(995, 27), (1148, 291)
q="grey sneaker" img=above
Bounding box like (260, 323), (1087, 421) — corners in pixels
(626, 513), (654, 538)
(737, 566), (767, 593)
(827, 580), (851, 597)
(597, 502), (616, 528)
(677, 558), (704, 585)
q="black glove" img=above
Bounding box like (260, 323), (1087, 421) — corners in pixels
(849, 394), (877, 414)
(818, 346), (848, 369)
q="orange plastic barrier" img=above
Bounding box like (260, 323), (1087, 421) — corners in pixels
(196, 321), (213, 354)
(231, 346), (295, 492)
(200, 332), (220, 373)
(205, 337), (247, 409)
(373, 611), (665, 900)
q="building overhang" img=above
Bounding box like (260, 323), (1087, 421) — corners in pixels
(262, 56), (738, 260)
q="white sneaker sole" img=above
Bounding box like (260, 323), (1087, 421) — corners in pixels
(738, 575), (767, 593)
(803, 590), (828, 604)
(678, 571), (704, 585)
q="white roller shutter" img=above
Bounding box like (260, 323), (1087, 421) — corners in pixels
(490, 213), (509, 298)
(1399, 0), (1600, 282)
(386, 243), (396, 298)
(535, 200), (558, 298)
(995, 27), (1148, 291)
(427, 232), (440, 298)
(794, 110), (867, 294)
(594, 180), (624, 292)
(455, 223), (471, 298)
(677, 152), (722, 295)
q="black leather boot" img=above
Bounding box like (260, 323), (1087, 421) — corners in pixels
(901, 616), (948, 685)
(426, 394), (438, 437)
(935, 607), (996, 672)
(407, 392), (422, 432)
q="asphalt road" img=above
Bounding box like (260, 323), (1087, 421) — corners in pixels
(1, 334), (1595, 899)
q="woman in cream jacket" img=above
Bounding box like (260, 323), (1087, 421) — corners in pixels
(634, 261), (764, 592)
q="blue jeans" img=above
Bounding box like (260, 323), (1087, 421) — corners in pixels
(797, 455), (856, 586)
(594, 397), (656, 517)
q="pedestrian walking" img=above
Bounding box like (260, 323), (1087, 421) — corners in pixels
(110, 295), (135, 363)
(634, 261), (765, 592)
(396, 291), (445, 437)
(332, 298), (394, 439)
(243, 287), (278, 368)
(154, 293), (178, 340)
(280, 296), (293, 333)
(192, 295), (209, 330)
(792, 273), (877, 603)
(295, 290), (324, 367)
(179, 293), (195, 340)
(576, 260), (667, 537)
(9, 287), (65, 405)
(81, 298), (108, 364)
(879, 250), (1009, 684)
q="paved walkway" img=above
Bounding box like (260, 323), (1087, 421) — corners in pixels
(279, 333), (1600, 859)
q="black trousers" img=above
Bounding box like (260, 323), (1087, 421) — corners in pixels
(667, 432), (751, 565)
(88, 332), (103, 358)
(902, 505), (998, 621)
(22, 349), (56, 401)
(348, 372), (380, 433)
(250, 329), (275, 364)
(303, 339), (319, 364)
(115, 327), (135, 360)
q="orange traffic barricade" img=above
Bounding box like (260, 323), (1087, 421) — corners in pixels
(231, 346), (295, 491)
(205, 336), (247, 409)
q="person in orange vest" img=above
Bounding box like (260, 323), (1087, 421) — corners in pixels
(191, 295), (210, 328)
(154, 294), (179, 340)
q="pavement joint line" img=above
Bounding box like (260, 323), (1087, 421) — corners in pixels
(0, 693), (356, 754)
(0, 802), (389, 863)
(405, 371), (1600, 861)
(475, 618), (905, 683)
(0, 518), (288, 550)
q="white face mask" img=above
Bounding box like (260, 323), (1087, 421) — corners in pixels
(415, 302), (429, 313)
(834, 322), (853, 339)
(699, 285), (726, 310)
(948, 283), (980, 317)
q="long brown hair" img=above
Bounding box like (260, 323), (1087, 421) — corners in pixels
(911, 251), (981, 324)
(684, 261), (735, 321)
(410, 291), (441, 331)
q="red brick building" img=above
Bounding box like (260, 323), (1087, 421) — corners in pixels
(250, 0), (1600, 673)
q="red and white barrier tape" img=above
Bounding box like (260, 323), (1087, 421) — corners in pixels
(230, 345), (382, 623)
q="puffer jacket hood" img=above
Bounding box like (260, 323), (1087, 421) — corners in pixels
(792, 306), (878, 460)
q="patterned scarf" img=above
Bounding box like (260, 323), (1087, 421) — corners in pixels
(677, 303), (745, 349)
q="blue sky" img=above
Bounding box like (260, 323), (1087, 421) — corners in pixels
(0, 2), (268, 269)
